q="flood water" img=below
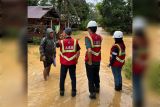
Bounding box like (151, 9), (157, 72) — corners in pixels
(28, 27), (133, 107)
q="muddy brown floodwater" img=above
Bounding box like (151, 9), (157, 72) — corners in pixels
(28, 27), (132, 107)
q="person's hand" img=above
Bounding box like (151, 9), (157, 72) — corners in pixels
(88, 61), (92, 65)
(75, 54), (79, 59)
(107, 64), (110, 68)
(53, 57), (56, 67)
(41, 56), (46, 61)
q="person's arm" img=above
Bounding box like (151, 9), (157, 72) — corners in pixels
(85, 37), (92, 65)
(39, 37), (46, 61)
(76, 41), (81, 59)
(109, 46), (119, 66)
(56, 40), (60, 48)
(87, 48), (92, 65)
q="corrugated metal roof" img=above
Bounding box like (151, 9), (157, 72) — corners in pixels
(28, 6), (53, 19)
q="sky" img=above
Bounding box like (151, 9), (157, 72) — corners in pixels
(86, 0), (102, 5)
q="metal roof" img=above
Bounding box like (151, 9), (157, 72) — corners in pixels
(28, 6), (53, 19)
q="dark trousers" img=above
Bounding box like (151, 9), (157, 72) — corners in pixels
(111, 66), (122, 88)
(133, 73), (143, 107)
(85, 63), (100, 93)
(60, 64), (76, 92)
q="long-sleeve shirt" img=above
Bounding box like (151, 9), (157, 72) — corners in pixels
(110, 46), (119, 66)
(39, 36), (56, 61)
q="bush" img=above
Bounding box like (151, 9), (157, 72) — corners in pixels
(123, 57), (132, 80)
(79, 20), (88, 31)
(72, 31), (80, 36)
(32, 36), (41, 45)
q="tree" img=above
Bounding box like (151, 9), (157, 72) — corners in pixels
(87, 3), (99, 21)
(67, 0), (89, 21)
(28, 0), (39, 6)
(59, 0), (89, 30)
(97, 0), (132, 34)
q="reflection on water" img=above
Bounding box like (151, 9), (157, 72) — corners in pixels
(109, 91), (121, 107)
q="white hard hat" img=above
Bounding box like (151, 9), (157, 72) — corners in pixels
(133, 16), (146, 31)
(113, 31), (123, 38)
(87, 21), (97, 28)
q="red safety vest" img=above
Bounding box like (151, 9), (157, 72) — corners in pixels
(85, 33), (102, 62)
(60, 38), (78, 65)
(133, 36), (148, 75)
(110, 43), (126, 67)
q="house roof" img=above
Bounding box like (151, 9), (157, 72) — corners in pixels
(28, 6), (57, 19)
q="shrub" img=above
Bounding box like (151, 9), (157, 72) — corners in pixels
(123, 57), (132, 80)
(32, 36), (41, 45)
(79, 20), (89, 31)
(72, 31), (80, 36)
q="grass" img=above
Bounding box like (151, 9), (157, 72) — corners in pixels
(148, 60), (160, 94)
(123, 57), (132, 80)
(72, 31), (81, 36)
(27, 36), (41, 45)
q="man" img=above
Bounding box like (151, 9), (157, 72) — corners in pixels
(85, 21), (102, 99)
(39, 28), (56, 81)
(57, 28), (80, 97)
(108, 31), (126, 91)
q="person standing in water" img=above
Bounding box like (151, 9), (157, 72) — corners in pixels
(56, 28), (80, 97)
(39, 28), (56, 81)
(108, 31), (126, 91)
(85, 21), (102, 99)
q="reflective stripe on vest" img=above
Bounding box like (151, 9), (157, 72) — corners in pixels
(116, 57), (125, 63)
(110, 55), (125, 63)
(114, 44), (125, 56)
(91, 50), (101, 56)
(61, 39), (76, 53)
(87, 34), (101, 48)
(60, 52), (77, 61)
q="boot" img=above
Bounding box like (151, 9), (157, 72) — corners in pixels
(95, 87), (100, 93)
(60, 91), (64, 96)
(89, 92), (96, 99)
(119, 84), (122, 91)
(71, 90), (76, 97)
(115, 86), (120, 91)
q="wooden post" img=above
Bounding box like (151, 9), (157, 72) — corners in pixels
(51, 19), (52, 28)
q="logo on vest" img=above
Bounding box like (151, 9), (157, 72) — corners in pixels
(68, 41), (71, 44)
(65, 46), (74, 50)
(93, 41), (101, 45)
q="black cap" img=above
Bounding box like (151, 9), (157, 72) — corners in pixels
(64, 28), (72, 35)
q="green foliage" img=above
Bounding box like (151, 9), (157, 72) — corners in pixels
(123, 57), (132, 80)
(68, 0), (89, 21)
(79, 20), (89, 31)
(72, 31), (80, 35)
(87, 3), (99, 21)
(133, 0), (159, 22)
(28, 0), (39, 6)
(39, 0), (47, 6)
(96, 0), (132, 34)
(148, 61), (160, 94)
(32, 37), (41, 45)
